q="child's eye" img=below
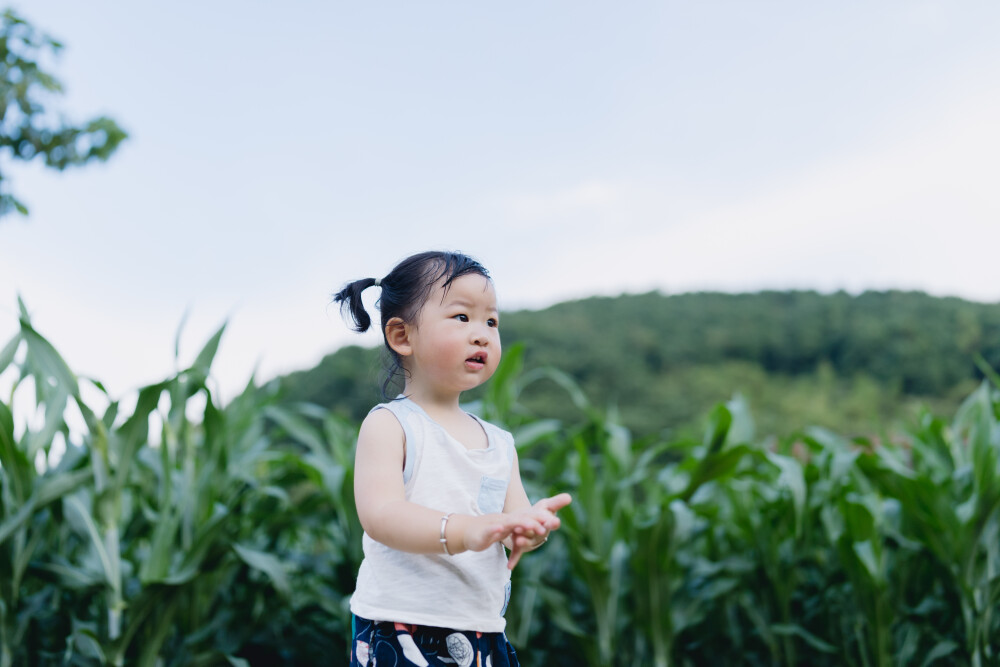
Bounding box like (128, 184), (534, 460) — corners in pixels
(454, 314), (469, 322)
(487, 318), (498, 328)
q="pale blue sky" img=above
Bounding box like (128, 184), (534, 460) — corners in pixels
(2, 1), (999, 401)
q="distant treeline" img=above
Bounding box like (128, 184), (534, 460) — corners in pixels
(279, 290), (1000, 437)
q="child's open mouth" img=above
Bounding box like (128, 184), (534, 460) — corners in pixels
(466, 352), (487, 369)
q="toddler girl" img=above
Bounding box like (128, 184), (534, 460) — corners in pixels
(335, 250), (571, 667)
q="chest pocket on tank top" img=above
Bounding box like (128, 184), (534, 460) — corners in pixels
(477, 475), (508, 514)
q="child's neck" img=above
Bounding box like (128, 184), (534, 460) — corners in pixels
(403, 383), (487, 450)
(403, 383), (463, 418)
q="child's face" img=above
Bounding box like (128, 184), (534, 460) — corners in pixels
(406, 273), (501, 395)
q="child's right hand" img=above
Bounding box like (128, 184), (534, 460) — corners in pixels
(460, 493), (573, 559)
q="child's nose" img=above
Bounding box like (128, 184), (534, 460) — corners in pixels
(471, 326), (490, 345)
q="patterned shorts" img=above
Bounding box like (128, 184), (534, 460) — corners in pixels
(349, 615), (520, 667)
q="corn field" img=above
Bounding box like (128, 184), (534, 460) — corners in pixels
(3, 303), (1000, 665)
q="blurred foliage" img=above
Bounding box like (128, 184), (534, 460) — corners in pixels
(1, 301), (359, 665)
(0, 9), (127, 218)
(282, 289), (997, 438)
(7, 303), (1000, 665)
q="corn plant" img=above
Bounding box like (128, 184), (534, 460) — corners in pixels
(482, 357), (766, 666)
(1, 301), (99, 666)
(481, 343), (1000, 666)
(858, 381), (1000, 666)
(1, 303), (360, 665)
(8, 304), (1000, 666)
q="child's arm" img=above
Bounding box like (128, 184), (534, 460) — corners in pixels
(354, 409), (556, 556)
(502, 448), (573, 570)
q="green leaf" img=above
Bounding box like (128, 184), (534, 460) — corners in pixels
(767, 452), (806, 537)
(263, 405), (327, 455)
(233, 543), (291, 596)
(191, 322), (227, 378)
(725, 393), (755, 444)
(669, 499), (696, 543)
(139, 510), (181, 583)
(174, 308), (190, 361)
(841, 498), (876, 542)
(519, 367), (591, 414)
(852, 540), (880, 582)
(135, 596), (179, 667)
(919, 640), (959, 667)
(23, 388), (68, 463)
(17, 295), (30, 322)
(64, 495), (117, 589)
(0, 332), (20, 375)
(19, 319), (80, 398)
(0, 468), (93, 546)
(512, 419), (562, 450)
(770, 623), (837, 653)
(540, 587), (587, 637)
(69, 620), (107, 662)
(159, 503), (231, 585)
(0, 400), (30, 503)
(679, 444), (752, 502)
(484, 341), (524, 422)
(35, 560), (104, 589)
(703, 403), (733, 455)
(973, 353), (1000, 391)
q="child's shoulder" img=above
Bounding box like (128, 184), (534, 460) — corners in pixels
(358, 404), (405, 440)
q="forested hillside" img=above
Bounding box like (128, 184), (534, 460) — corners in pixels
(279, 290), (1000, 437)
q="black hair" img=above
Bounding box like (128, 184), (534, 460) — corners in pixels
(333, 250), (492, 399)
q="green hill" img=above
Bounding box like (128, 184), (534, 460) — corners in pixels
(278, 290), (1000, 438)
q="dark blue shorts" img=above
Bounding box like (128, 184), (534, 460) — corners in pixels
(349, 614), (520, 667)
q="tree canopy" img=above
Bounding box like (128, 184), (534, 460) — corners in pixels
(0, 9), (127, 218)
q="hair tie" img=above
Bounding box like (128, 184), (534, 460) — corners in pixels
(373, 278), (382, 287)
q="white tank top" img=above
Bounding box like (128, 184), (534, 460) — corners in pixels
(349, 397), (516, 632)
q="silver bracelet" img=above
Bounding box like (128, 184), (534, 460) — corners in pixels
(440, 512), (454, 555)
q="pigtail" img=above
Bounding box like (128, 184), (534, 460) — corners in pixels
(333, 278), (379, 332)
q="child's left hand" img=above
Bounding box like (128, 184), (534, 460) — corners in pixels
(506, 493), (572, 570)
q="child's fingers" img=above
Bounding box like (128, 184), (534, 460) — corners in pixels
(537, 493), (573, 513)
(478, 498), (572, 554)
(519, 506), (563, 533)
(508, 514), (549, 537)
(466, 519), (512, 552)
(506, 534), (532, 570)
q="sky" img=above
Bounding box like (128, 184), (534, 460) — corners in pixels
(1, 1), (999, 404)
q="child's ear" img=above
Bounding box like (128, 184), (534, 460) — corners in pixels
(384, 317), (412, 356)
